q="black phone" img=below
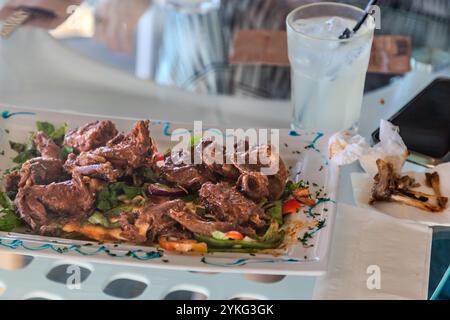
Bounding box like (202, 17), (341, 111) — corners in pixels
(372, 78), (450, 167)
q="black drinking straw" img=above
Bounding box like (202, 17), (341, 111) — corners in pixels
(339, 0), (378, 39)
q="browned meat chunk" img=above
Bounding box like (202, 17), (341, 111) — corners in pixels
(86, 120), (155, 175)
(159, 139), (240, 191)
(65, 120), (155, 180)
(236, 173), (270, 200)
(160, 158), (217, 191)
(64, 153), (121, 182)
(168, 209), (256, 237)
(233, 145), (288, 201)
(200, 139), (240, 180)
(426, 172), (448, 208)
(4, 170), (21, 193)
(370, 159), (397, 203)
(64, 120), (118, 153)
(159, 140), (287, 198)
(33, 132), (61, 159)
(15, 174), (95, 232)
(18, 158), (67, 188)
(199, 182), (266, 230)
(119, 200), (191, 242)
(370, 159), (447, 213)
(159, 140), (217, 191)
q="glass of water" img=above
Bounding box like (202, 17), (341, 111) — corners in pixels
(287, 2), (375, 134)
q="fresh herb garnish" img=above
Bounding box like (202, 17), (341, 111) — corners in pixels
(181, 193), (198, 202)
(282, 180), (308, 200)
(3, 164), (22, 175)
(88, 211), (120, 228)
(137, 167), (157, 183)
(36, 121), (55, 136)
(298, 219), (326, 248)
(49, 123), (69, 144)
(0, 191), (21, 231)
(261, 220), (283, 243)
(106, 204), (134, 216)
(36, 121), (69, 145)
(9, 141), (26, 153)
(60, 146), (74, 158)
(12, 149), (38, 164)
(96, 182), (144, 212)
(8, 122), (69, 167)
(267, 200), (283, 225)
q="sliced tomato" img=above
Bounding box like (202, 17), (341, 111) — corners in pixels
(159, 237), (207, 253)
(282, 199), (302, 215)
(224, 231), (244, 240)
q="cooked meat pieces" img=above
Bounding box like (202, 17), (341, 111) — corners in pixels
(162, 142), (285, 219)
(63, 200), (190, 243)
(199, 182), (266, 229)
(64, 120), (118, 153)
(159, 139), (288, 197)
(4, 170), (21, 193)
(64, 153), (121, 182)
(120, 200), (191, 243)
(4, 157), (67, 197)
(168, 209), (256, 237)
(199, 139), (240, 180)
(237, 173), (270, 200)
(3, 119), (293, 247)
(33, 132), (61, 159)
(370, 159), (397, 203)
(160, 157), (217, 191)
(233, 145), (288, 201)
(159, 140), (218, 191)
(426, 172), (448, 208)
(370, 159), (448, 213)
(15, 174), (95, 232)
(390, 193), (444, 213)
(18, 157), (67, 188)
(64, 120), (155, 180)
(85, 120), (155, 175)
(396, 175), (420, 190)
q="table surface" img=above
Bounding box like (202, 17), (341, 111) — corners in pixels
(0, 0), (449, 300)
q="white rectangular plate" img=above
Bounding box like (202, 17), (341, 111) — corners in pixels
(0, 105), (339, 275)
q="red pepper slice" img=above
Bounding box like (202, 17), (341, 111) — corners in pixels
(155, 153), (165, 162)
(224, 231), (244, 240)
(282, 199), (302, 215)
(159, 237), (207, 253)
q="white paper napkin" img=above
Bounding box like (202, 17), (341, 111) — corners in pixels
(351, 162), (450, 226)
(313, 203), (432, 300)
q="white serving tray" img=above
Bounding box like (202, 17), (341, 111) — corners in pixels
(0, 105), (339, 275)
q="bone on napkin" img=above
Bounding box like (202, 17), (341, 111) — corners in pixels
(351, 162), (450, 226)
(0, 0), (82, 29)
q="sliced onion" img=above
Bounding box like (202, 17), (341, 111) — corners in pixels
(147, 183), (187, 197)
